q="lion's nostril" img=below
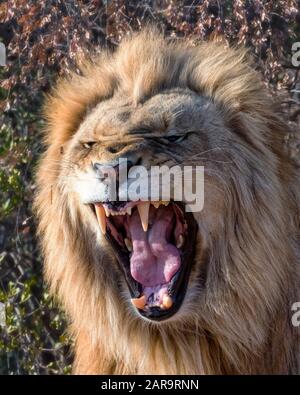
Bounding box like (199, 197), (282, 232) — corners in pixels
(93, 159), (139, 183)
(135, 157), (142, 166)
(93, 162), (119, 181)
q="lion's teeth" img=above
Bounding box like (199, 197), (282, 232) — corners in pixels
(137, 202), (150, 232)
(103, 207), (131, 216)
(162, 295), (173, 309)
(152, 201), (169, 209)
(95, 204), (106, 235)
(176, 234), (184, 249)
(126, 207), (132, 216)
(124, 238), (132, 252)
(131, 295), (146, 309)
(103, 206), (110, 217)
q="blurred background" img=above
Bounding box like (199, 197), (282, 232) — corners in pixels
(0, 0), (299, 374)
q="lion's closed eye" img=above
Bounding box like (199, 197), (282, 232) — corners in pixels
(163, 134), (186, 143)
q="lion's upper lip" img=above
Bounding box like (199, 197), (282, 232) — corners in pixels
(93, 201), (198, 321)
(99, 200), (170, 230)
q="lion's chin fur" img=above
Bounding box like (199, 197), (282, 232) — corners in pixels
(34, 29), (300, 374)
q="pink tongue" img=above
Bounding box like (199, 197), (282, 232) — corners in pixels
(128, 206), (181, 286)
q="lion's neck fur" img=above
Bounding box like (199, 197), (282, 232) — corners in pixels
(70, 286), (297, 375)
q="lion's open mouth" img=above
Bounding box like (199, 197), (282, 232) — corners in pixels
(92, 201), (198, 321)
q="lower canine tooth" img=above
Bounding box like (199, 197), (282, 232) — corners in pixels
(131, 295), (146, 309)
(124, 238), (132, 252)
(176, 234), (184, 249)
(95, 204), (106, 235)
(162, 295), (173, 309)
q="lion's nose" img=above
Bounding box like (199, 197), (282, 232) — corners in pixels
(93, 162), (119, 182)
(93, 159), (136, 182)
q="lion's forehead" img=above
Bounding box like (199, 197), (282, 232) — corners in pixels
(77, 89), (215, 140)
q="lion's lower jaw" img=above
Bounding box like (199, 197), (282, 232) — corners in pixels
(48, 253), (299, 375)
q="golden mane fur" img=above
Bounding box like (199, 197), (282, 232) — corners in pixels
(34, 29), (300, 374)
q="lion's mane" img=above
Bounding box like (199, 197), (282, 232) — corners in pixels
(34, 29), (300, 374)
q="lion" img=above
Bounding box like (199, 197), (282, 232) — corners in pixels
(34, 29), (300, 374)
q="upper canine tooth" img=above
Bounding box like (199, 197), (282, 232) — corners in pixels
(176, 234), (184, 249)
(137, 202), (150, 232)
(95, 204), (106, 235)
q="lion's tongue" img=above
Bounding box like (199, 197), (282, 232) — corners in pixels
(128, 207), (181, 288)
